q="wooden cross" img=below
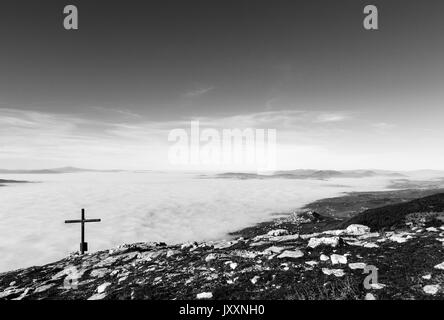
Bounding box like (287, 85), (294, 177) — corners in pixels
(65, 209), (101, 254)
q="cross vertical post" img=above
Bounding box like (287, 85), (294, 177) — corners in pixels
(81, 208), (85, 254)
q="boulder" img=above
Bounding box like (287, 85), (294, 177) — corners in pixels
(345, 224), (370, 236)
(307, 237), (340, 248)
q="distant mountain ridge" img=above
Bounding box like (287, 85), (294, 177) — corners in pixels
(215, 169), (406, 180)
(0, 167), (122, 174)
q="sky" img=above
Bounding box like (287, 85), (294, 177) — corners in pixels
(0, 0), (444, 171)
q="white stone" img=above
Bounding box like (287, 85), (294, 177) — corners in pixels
(423, 285), (440, 295)
(348, 262), (366, 270)
(88, 293), (107, 300)
(365, 293), (376, 300)
(90, 268), (109, 278)
(181, 242), (194, 250)
(426, 227), (439, 232)
(250, 276), (260, 284)
(305, 261), (318, 266)
(363, 242), (379, 248)
(263, 246), (286, 254)
(358, 232), (380, 239)
(267, 229), (288, 236)
(277, 250), (304, 259)
(389, 234), (411, 243)
(345, 224), (370, 236)
(300, 233), (321, 240)
(214, 240), (237, 249)
(205, 253), (218, 262)
(229, 262), (238, 270)
(270, 234), (300, 242)
(307, 237), (340, 248)
(370, 283), (386, 290)
(434, 262), (444, 270)
(34, 283), (55, 293)
(322, 268), (345, 277)
(196, 292), (213, 299)
(166, 249), (179, 257)
(320, 254), (330, 261)
(330, 254), (347, 265)
(322, 229), (345, 236)
(97, 282), (111, 294)
(422, 274), (432, 280)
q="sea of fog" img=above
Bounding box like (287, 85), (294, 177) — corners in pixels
(0, 171), (400, 272)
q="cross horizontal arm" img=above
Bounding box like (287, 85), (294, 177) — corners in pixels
(65, 219), (82, 223)
(64, 219), (101, 223)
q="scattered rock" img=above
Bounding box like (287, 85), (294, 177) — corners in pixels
(90, 268), (109, 278)
(322, 229), (345, 236)
(307, 237), (340, 249)
(166, 249), (180, 258)
(345, 224), (370, 236)
(263, 246), (286, 254)
(34, 283), (55, 293)
(205, 253), (218, 262)
(330, 254), (347, 265)
(365, 293), (376, 300)
(250, 276), (260, 285)
(229, 262), (238, 270)
(348, 262), (366, 270)
(363, 242), (379, 248)
(370, 283), (386, 290)
(423, 285), (440, 295)
(267, 229), (288, 236)
(389, 234), (411, 243)
(269, 234), (300, 242)
(277, 250), (304, 259)
(88, 293), (107, 300)
(97, 282), (111, 294)
(300, 233), (321, 240)
(322, 268), (345, 277)
(196, 292), (213, 299)
(434, 262), (444, 270)
(320, 254), (330, 261)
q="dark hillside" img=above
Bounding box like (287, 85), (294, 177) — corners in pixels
(341, 193), (444, 231)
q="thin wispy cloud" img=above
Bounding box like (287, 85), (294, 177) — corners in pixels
(314, 112), (351, 123)
(184, 86), (215, 98)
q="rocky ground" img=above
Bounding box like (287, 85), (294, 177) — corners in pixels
(1, 192), (444, 300)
